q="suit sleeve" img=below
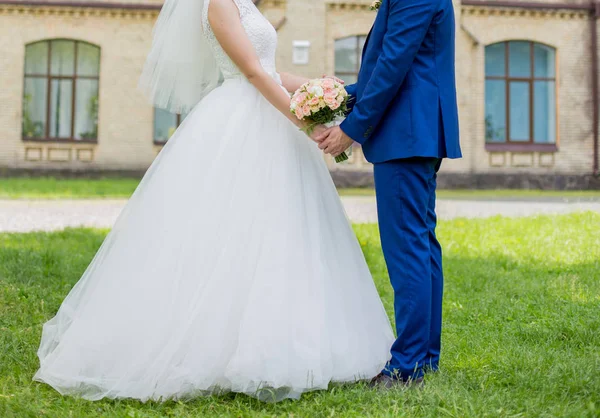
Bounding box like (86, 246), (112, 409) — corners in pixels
(344, 83), (358, 112)
(340, 0), (437, 144)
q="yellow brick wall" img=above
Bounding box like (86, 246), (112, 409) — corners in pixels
(0, 0), (597, 176)
(0, 5), (159, 171)
(274, 0), (329, 77)
(458, 6), (595, 174)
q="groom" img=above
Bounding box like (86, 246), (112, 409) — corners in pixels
(318, 0), (461, 386)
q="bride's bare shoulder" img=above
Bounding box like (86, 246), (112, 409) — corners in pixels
(207, 0), (247, 46)
(207, 0), (244, 27)
(209, 0), (253, 17)
(207, 0), (242, 14)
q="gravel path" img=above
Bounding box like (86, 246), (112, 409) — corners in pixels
(342, 197), (600, 223)
(0, 197), (599, 233)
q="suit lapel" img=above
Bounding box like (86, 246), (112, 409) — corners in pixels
(360, 0), (388, 62)
(361, 28), (374, 62)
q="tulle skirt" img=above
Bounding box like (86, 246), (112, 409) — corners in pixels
(34, 77), (394, 402)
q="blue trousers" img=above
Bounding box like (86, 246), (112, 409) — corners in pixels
(373, 157), (443, 380)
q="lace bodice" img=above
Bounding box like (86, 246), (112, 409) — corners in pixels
(202, 0), (278, 79)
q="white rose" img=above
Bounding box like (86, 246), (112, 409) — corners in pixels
(290, 101), (298, 110)
(309, 85), (324, 98)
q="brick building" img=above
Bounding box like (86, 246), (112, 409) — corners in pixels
(0, 0), (599, 188)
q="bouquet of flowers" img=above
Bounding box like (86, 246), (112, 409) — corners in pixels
(290, 78), (352, 163)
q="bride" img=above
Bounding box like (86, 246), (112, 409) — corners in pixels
(33, 0), (394, 402)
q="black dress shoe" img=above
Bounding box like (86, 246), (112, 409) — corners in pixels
(369, 373), (424, 389)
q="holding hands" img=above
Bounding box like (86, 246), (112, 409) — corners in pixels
(310, 75), (354, 158)
(308, 125), (329, 143)
(313, 74), (354, 158)
(314, 126), (354, 158)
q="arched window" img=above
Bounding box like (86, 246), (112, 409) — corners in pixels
(335, 35), (367, 84)
(485, 41), (556, 146)
(153, 108), (188, 144)
(22, 40), (100, 142)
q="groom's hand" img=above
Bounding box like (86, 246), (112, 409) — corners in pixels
(317, 126), (354, 157)
(309, 124), (328, 143)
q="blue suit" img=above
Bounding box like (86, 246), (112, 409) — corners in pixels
(340, 0), (461, 380)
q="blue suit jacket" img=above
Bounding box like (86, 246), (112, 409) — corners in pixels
(340, 0), (462, 163)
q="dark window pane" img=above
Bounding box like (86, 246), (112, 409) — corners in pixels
(50, 79), (73, 138)
(509, 41), (531, 78)
(485, 79), (506, 142)
(509, 81), (530, 141)
(335, 37), (359, 73)
(534, 44), (555, 78)
(75, 79), (99, 140)
(51, 40), (75, 76)
(180, 111), (189, 123)
(25, 42), (48, 75)
(485, 43), (505, 77)
(534, 81), (556, 144)
(154, 108), (178, 143)
(77, 43), (100, 77)
(22, 78), (47, 138)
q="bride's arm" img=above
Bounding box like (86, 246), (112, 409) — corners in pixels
(209, 0), (324, 138)
(279, 72), (309, 93)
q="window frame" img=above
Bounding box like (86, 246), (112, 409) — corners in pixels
(484, 41), (558, 152)
(22, 39), (101, 144)
(334, 35), (367, 83)
(153, 110), (185, 145)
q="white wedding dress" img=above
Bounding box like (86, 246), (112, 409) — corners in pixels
(34, 0), (394, 402)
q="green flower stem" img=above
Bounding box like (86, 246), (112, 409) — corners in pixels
(335, 152), (349, 163)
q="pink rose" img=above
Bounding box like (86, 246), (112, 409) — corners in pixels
(301, 104), (311, 117)
(324, 98), (337, 109)
(309, 97), (320, 106)
(322, 78), (335, 89)
(295, 93), (308, 104)
(325, 91), (337, 100)
(330, 101), (341, 110)
(324, 91), (338, 105)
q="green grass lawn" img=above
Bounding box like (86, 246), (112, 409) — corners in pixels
(2, 177), (599, 200)
(0, 178), (141, 199)
(1, 213), (599, 417)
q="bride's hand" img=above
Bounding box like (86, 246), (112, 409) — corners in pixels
(309, 125), (329, 143)
(322, 74), (345, 85)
